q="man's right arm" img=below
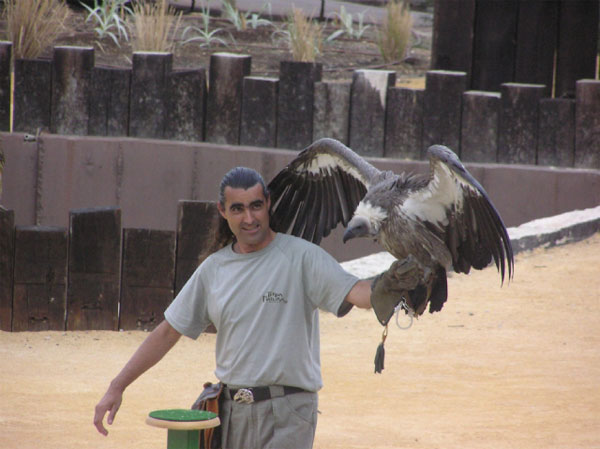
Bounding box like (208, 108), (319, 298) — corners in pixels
(93, 319), (182, 436)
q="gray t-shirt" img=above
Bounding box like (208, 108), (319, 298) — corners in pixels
(164, 233), (359, 392)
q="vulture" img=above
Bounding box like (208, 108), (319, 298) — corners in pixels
(268, 138), (514, 318)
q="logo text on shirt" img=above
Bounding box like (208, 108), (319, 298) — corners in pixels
(262, 291), (287, 304)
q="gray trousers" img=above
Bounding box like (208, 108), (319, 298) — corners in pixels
(220, 387), (318, 449)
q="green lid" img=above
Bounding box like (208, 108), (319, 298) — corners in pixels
(148, 409), (218, 422)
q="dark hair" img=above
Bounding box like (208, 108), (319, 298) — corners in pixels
(218, 167), (269, 206)
(201, 167), (270, 259)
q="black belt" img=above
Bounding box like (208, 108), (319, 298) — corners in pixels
(225, 385), (306, 404)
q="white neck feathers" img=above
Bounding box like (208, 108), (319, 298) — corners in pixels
(354, 201), (388, 228)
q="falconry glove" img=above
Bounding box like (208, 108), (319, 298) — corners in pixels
(370, 256), (424, 326)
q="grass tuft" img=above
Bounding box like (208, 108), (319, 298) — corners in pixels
(376, 0), (413, 63)
(3, 0), (72, 60)
(278, 7), (322, 63)
(129, 0), (182, 53)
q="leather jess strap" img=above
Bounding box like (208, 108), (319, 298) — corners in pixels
(225, 385), (305, 403)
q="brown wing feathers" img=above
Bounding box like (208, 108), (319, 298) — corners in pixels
(269, 165), (367, 244)
(443, 174), (513, 283)
(424, 145), (513, 283)
(269, 147), (370, 244)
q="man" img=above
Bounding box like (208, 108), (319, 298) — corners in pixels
(94, 167), (372, 448)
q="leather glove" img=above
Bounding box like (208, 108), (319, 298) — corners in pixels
(370, 256), (423, 326)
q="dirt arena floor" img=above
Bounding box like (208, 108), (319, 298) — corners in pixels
(1, 233), (599, 449)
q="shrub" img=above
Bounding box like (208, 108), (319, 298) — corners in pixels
(221, 0), (273, 31)
(3, 0), (72, 59)
(326, 5), (370, 42)
(81, 0), (132, 52)
(182, 1), (230, 48)
(377, 0), (413, 63)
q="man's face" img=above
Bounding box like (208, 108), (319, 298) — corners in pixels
(217, 183), (273, 253)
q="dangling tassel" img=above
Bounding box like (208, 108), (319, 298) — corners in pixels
(374, 325), (388, 374)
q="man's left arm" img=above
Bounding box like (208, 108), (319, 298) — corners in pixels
(344, 280), (372, 309)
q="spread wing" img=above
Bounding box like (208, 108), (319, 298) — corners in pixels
(268, 138), (381, 245)
(401, 145), (514, 282)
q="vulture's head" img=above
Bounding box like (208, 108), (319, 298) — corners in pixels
(343, 201), (388, 243)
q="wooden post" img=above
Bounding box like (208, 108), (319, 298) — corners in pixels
(166, 69), (207, 142)
(51, 46), (95, 135)
(514, 0), (558, 97)
(498, 83), (546, 164)
(12, 226), (68, 331)
(471, 0), (519, 91)
(120, 229), (175, 331)
(349, 69), (396, 157)
(384, 87), (424, 160)
(67, 207), (122, 331)
(240, 76), (279, 148)
(88, 66), (131, 137)
(277, 61), (322, 150)
(0, 207), (14, 331)
(0, 41), (11, 131)
(313, 81), (351, 145)
(460, 90), (500, 162)
(206, 53), (251, 145)
(423, 70), (467, 155)
(129, 52), (173, 139)
(13, 58), (52, 134)
(575, 80), (600, 169)
(537, 98), (575, 167)
(555, 1), (599, 98)
(175, 201), (218, 295)
(431, 0), (475, 86)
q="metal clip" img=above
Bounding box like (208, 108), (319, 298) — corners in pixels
(395, 299), (414, 330)
(233, 388), (254, 404)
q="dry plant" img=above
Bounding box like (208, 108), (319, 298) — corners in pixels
(3, 0), (71, 60)
(377, 0), (413, 63)
(128, 0), (182, 53)
(282, 7), (322, 62)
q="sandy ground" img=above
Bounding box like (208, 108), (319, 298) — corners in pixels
(1, 233), (599, 449)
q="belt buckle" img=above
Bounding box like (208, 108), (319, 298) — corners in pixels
(233, 388), (254, 404)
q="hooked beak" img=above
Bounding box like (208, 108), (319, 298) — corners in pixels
(343, 216), (370, 244)
(342, 227), (356, 244)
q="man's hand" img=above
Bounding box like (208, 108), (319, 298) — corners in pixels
(91, 321), (182, 436)
(94, 384), (124, 436)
